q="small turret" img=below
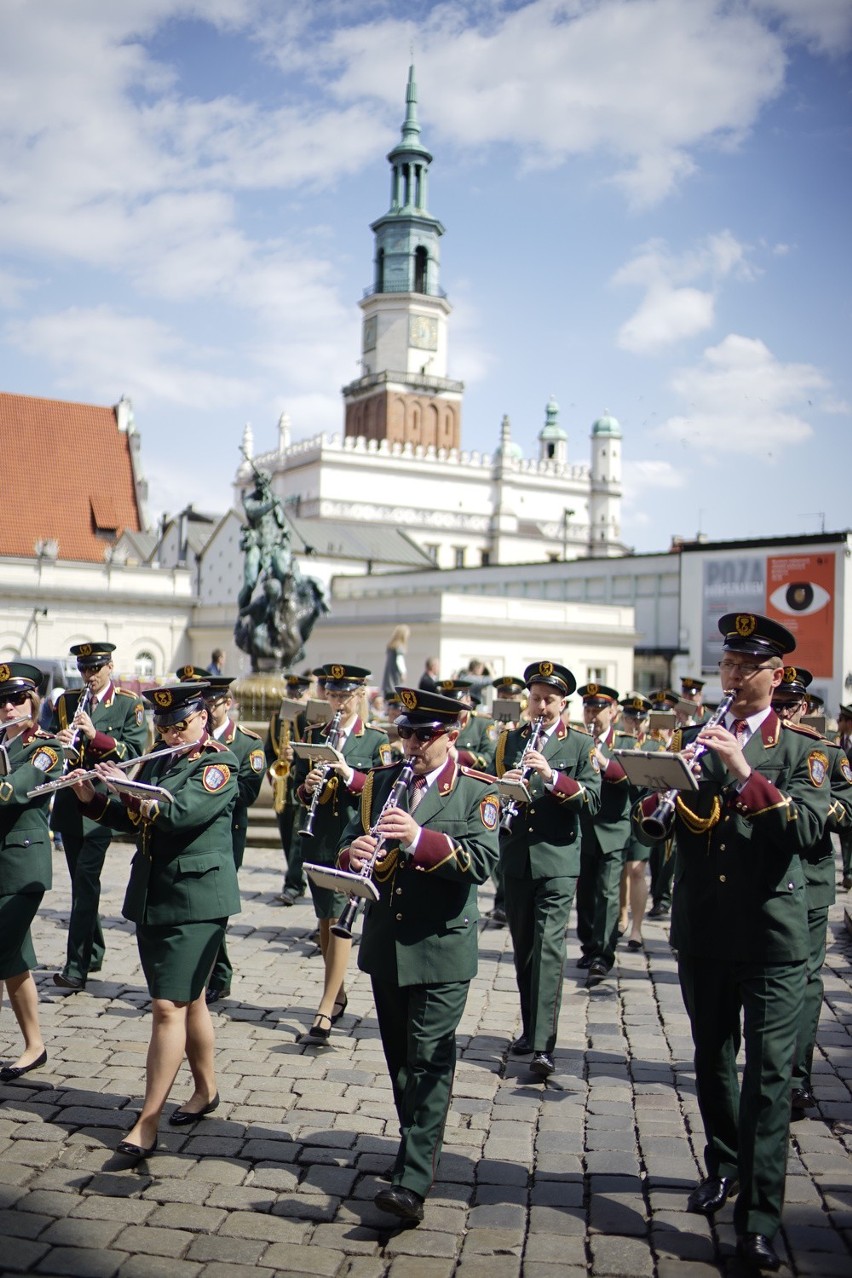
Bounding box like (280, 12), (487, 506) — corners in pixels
(538, 396), (567, 463)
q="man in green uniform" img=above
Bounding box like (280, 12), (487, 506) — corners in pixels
(635, 614), (830, 1274)
(496, 661), (601, 1077)
(51, 642), (147, 990)
(575, 684), (633, 986)
(198, 675), (265, 1003)
(835, 703), (852, 889)
(771, 666), (852, 1116)
(338, 686), (499, 1223)
(265, 673), (312, 905)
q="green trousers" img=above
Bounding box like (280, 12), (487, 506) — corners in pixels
(576, 842), (621, 965)
(678, 953), (805, 1240)
(62, 830), (109, 982)
(504, 873), (577, 1053)
(371, 977), (470, 1199)
(792, 905), (829, 1093)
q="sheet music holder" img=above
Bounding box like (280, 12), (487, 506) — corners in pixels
(306, 698), (330, 724)
(648, 710), (676, 731)
(497, 776), (531, 804)
(304, 863), (380, 902)
(611, 749), (699, 792)
(493, 697), (522, 723)
(278, 697), (306, 723)
(292, 742), (345, 766)
(105, 777), (174, 803)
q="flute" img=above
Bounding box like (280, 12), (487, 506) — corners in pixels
(27, 741), (193, 799)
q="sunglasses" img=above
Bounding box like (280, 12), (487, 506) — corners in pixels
(155, 711), (202, 734)
(0, 689), (30, 708)
(397, 724), (447, 743)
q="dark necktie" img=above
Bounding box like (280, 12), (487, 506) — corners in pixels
(731, 718), (749, 745)
(409, 775), (428, 813)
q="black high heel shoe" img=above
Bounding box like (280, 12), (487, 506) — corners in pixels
(304, 1013), (332, 1043)
(330, 993), (348, 1024)
(116, 1137), (157, 1160)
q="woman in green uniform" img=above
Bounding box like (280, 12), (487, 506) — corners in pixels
(71, 682), (239, 1159)
(0, 662), (64, 1081)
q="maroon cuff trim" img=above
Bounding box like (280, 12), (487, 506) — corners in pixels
(347, 769), (366, 794)
(79, 792), (108, 820)
(603, 757), (627, 782)
(551, 773), (581, 799)
(639, 794), (660, 818)
(410, 829), (454, 869)
(89, 732), (116, 756)
(338, 849), (352, 871)
(730, 771), (783, 814)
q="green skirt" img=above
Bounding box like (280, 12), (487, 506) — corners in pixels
(0, 891), (42, 979)
(136, 919), (226, 1001)
(307, 877), (348, 921)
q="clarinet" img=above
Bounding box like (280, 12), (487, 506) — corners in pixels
(499, 715), (546, 833)
(61, 683), (95, 772)
(298, 710), (344, 840)
(331, 760), (415, 940)
(639, 689), (737, 839)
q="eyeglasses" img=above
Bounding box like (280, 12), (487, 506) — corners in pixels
(0, 690), (30, 708)
(397, 724), (447, 743)
(718, 660), (774, 678)
(78, 663), (107, 675)
(155, 711), (201, 734)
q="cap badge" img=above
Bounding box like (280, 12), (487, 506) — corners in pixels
(78, 643), (92, 657)
(539, 661), (553, 678)
(330, 664), (345, 680)
(154, 690), (174, 708)
(181, 665), (195, 679)
(400, 689), (418, 710)
(783, 667), (797, 683)
(586, 682), (599, 697)
(440, 680), (454, 691)
(0, 664), (9, 683)
(632, 697), (643, 709)
(735, 615), (756, 637)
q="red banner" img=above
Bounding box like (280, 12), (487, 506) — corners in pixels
(765, 553), (835, 677)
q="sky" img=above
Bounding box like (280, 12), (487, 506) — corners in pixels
(1, 0), (851, 554)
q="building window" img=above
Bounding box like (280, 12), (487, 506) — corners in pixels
(587, 666), (606, 683)
(375, 248), (385, 293)
(454, 546), (465, 569)
(480, 549), (490, 567)
(425, 543), (439, 564)
(135, 651), (155, 678)
(414, 246), (428, 293)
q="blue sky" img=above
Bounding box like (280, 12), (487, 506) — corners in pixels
(1, 0), (850, 553)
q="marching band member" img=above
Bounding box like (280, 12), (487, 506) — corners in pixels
(265, 672), (312, 905)
(338, 686), (499, 1223)
(615, 693), (659, 950)
(0, 663), (63, 1082)
(634, 614), (830, 1273)
(496, 661), (601, 1076)
(70, 682), (239, 1159)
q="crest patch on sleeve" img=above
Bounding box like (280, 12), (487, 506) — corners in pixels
(249, 748), (265, 773)
(202, 764), (231, 792)
(808, 750), (829, 787)
(590, 748), (601, 772)
(135, 704), (145, 726)
(379, 743), (392, 764)
(479, 795), (500, 830)
(32, 747), (59, 773)
(841, 760), (852, 785)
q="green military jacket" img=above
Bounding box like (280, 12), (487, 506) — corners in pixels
(797, 730), (852, 908)
(339, 757), (499, 986)
(294, 717), (390, 865)
(51, 683), (148, 838)
(456, 712), (498, 772)
(635, 713), (831, 962)
(580, 727), (634, 856)
(0, 728), (64, 894)
(216, 719), (264, 867)
(84, 735), (240, 926)
(496, 720), (602, 879)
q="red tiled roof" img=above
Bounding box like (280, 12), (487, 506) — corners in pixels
(0, 391), (144, 562)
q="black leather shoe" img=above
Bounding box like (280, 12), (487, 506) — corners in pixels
(791, 1085), (816, 1111)
(116, 1138), (157, 1160)
(53, 972), (84, 990)
(736, 1232), (781, 1272)
(489, 906), (507, 925)
(687, 1175), (739, 1215)
(648, 903), (669, 918)
(585, 958), (610, 987)
(205, 986), (230, 1006)
(374, 1185), (424, 1222)
(0, 1048), (47, 1082)
(530, 1051), (555, 1078)
(169, 1093), (220, 1126)
(303, 1013), (331, 1043)
(509, 1034), (531, 1056)
(576, 954), (592, 969)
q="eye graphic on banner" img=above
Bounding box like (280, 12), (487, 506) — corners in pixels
(768, 581), (830, 617)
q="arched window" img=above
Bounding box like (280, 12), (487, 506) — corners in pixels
(135, 651), (155, 678)
(414, 246), (428, 293)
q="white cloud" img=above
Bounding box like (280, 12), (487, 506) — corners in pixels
(613, 231), (754, 353)
(9, 306), (254, 410)
(750, 0), (852, 56)
(655, 334), (828, 458)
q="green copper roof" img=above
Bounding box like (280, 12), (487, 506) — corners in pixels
(539, 395), (567, 441)
(388, 64), (432, 163)
(592, 412), (622, 437)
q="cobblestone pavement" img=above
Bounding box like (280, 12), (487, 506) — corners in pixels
(1, 833), (850, 1278)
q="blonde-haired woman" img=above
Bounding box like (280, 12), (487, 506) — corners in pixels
(381, 625), (409, 700)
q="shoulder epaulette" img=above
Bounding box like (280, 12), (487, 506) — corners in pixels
(460, 766), (498, 783)
(782, 720), (823, 739)
(370, 761), (399, 772)
(205, 738), (231, 753)
(115, 687), (143, 700)
(33, 727), (58, 740)
(569, 723), (592, 736)
(236, 724), (262, 741)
